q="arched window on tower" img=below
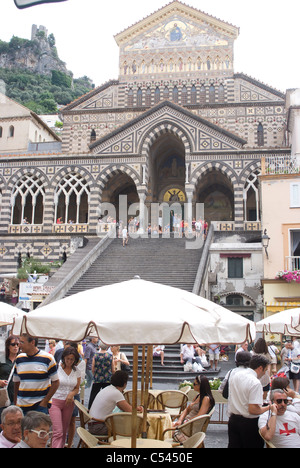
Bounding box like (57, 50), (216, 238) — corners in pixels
(172, 86), (178, 103)
(209, 84), (215, 103)
(9, 125), (14, 138)
(181, 85), (187, 105)
(257, 123), (264, 147)
(145, 87), (151, 107)
(200, 85), (206, 105)
(137, 88), (143, 107)
(0, 127), (2, 138)
(90, 129), (96, 143)
(11, 174), (45, 225)
(191, 85), (197, 105)
(154, 86), (160, 104)
(218, 84), (225, 103)
(163, 86), (169, 101)
(127, 88), (133, 107)
(54, 173), (90, 225)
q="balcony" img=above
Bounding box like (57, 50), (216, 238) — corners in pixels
(285, 256), (300, 271)
(262, 155), (300, 175)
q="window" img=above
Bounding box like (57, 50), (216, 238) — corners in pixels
(218, 84), (225, 103)
(209, 85), (215, 103)
(90, 129), (96, 143)
(163, 86), (169, 101)
(54, 173), (90, 224)
(172, 86), (178, 103)
(228, 258), (243, 278)
(290, 183), (300, 208)
(11, 174), (45, 225)
(145, 88), (151, 107)
(257, 123), (264, 146)
(127, 88), (133, 107)
(181, 85), (187, 105)
(0, 126), (2, 138)
(226, 295), (243, 306)
(9, 125), (14, 137)
(191, 85), (197, 105)
(137, 88), (142, 107)
(200, 85), (206, 105)
(154, 87), (160, 104)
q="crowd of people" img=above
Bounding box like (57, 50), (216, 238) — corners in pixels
(0, 334), (133, 448)
(1, 333), (300, 448)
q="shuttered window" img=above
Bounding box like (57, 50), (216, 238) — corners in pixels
(228, 258), (243, 278)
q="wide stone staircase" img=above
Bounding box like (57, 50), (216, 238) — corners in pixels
(66, 234), (203, 295)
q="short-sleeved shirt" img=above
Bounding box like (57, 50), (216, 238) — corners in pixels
(13, 349), (58, 409)
(93, 352), (113, 384)
(259, 411), (300, 448)
(89, 385), (125, 421)
(228, 368), (263, 419)
(52, 363), (81, 401)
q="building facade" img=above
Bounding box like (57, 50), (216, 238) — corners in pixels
(0, 1), (296, 319)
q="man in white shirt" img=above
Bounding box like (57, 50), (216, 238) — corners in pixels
(259, 389), (300, 448)
(228, 354), (271, 448)
(89, 371), (142, 435)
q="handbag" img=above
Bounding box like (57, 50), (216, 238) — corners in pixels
(0, 363), (15, 407)
(120, 352), (131, 373)
(222, 369), (232, 399)
(291, 362), (300, 374)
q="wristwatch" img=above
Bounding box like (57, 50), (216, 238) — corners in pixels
(271, 412), (277, 416)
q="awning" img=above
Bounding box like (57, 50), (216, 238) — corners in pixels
(220, 254), (251, 258)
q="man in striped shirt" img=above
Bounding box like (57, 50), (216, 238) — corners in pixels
(13, 334), (59, 415)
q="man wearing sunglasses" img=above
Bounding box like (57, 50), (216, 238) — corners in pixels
(259, 389), (300, 448)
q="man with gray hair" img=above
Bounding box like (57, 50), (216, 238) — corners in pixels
(259, 389), (300, 448)
(0, 406), (23, 448)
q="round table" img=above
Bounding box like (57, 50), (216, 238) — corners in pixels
(110, 438), (172, 448)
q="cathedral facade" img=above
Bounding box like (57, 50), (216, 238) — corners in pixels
(0, 1), (291, 280)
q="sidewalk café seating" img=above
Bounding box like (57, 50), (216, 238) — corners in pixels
(259, 429), (277, 449)
(104, 412), (144, 441)
(76, 428), (112, 448)
(124, 389), (156, 409)
(162, 408), (214, 446)
(173, 431), (206, 449)
(75, 400), (108, 446)
(156, 390), (188, 420)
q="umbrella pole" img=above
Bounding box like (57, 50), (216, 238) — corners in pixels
(131, 345), (138, 449)
(141, 345), (152, 438)
(141, 346), (146, 405)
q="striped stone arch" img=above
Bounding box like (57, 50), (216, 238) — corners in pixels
(7, 167), (49, 190)
(239, 160), (262, 186)
(49, 165), (94, 190)
(97, 164), (141, 196)
(139, 121), (193, 188)
(190, 161), (239, 195)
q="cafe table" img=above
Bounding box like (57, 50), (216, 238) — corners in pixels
(146, 411), (173, 440)
(110, 438), (173, 448)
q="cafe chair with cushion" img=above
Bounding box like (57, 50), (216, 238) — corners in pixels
(162, 409), (214, 446)
(124, 390), (156, 409)
(156, 390), (188, 420)
(104, 412), (144, 441)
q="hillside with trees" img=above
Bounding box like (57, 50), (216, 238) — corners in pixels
(0, 29), (94, 114)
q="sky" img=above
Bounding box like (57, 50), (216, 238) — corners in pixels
(0, 0), (299, 92)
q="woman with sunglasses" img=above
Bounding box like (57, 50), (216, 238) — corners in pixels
(172, 375), (215, 443)
(0, 336), (19, 418)
(14, 411), (52, 449)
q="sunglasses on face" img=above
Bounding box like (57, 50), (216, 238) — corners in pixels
(275, 399), (288, 405)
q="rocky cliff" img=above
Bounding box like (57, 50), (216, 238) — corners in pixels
(0, 25), (70, 77)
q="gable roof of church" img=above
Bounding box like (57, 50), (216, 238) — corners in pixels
(89, 100), (247, 151)
(114, 1), (239, 45)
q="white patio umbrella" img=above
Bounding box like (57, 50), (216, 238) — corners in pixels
(256, 308), (300, 336)
(0, 302), (24, 327)
(13, 278), (255, 345)
(13, 278), (256, 447)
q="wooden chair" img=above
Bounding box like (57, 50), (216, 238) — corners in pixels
(104, 412), (144, 441)
(259, 429), (277, 448)
(162, 409), (214, 446)
(74, 400), (108, 447)
(124, 389), (156, 409)
(156, 390), (188, 420)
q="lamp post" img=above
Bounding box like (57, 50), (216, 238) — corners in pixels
(262, 229), (270, 259)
